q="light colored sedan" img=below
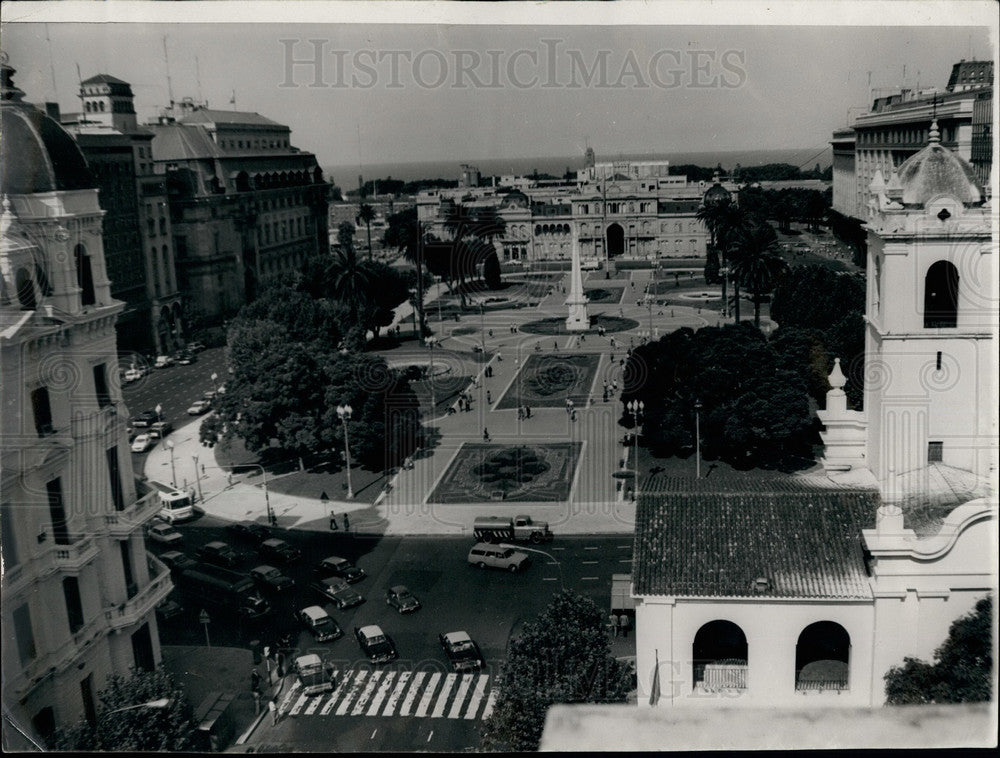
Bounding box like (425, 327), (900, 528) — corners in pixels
(147, 522), (183, 546)
(187, 399), (212, 415)
(131, 434), (153, 453)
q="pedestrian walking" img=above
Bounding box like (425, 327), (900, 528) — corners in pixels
(553, 341), (558, 351)
(269, 698), (279, 726)
(251, 668), (261, 693)
(343, 513), (350, 532)
(518, 407), (524, 420)
(227, 472), (233, 487)
(330, 513), (339, 531)
(609, 613), (619, 638)
(612, 380), (619, 392)
(483, 428), (490, 442)
(488, 329), (494, 338)
(619, 613), (631, 638)
(571, 409), (577, 422)
(487, 390), (492, 404)
(580, 333), (586, 342)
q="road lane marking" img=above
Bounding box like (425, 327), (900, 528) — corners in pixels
(582, 560), (599, 564)
(278, 682), (301, 715)
(414, 672), (442, 717)
(616, 544), (631, 549)
(447, 674), (474, 719)
(542, 577), (558, 581)
(584, 546), (598, 550)
(581, 576), (599, 580)
(463, 674), (490, 719)
(288, 693), (309, 716)
(366, 671), (396, 716)
(427, 731), (433, 742)
(370, 728), (377, 739)
(399, 671), (426, 716)
(336, 670), (368, 715)
(382, 671), (411, 716)
(303, 692), (324, 715)
(481, 689), (498, 719)
(430, 673), (457, 718)
(352, 670), (384, 715)
(619, 558), (633, 563)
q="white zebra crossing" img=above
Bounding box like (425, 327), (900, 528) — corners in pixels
(279, 668), (496, 720)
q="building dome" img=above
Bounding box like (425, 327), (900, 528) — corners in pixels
(500, 189), (530, 209)
(896, 121), (982, 207)
(0, 58), (95, 196)
(703, 181), (731, 207)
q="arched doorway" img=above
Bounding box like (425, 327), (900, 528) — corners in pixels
(74, 244), (95, 306)
(606, 223), (624, 258)
(924, 260), (959, 328)
(692, 620), (748, 691)
(795, 621), (850, 691)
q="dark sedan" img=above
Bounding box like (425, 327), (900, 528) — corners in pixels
(385, 585), (421, 613)
(355, 625), (397, 664)
(250, 564), (295, 594)
(315, 555), (366, 583)
(225, 521), (271, 545)
(310, 577), (365, 609)
(439, 631), (484, 672)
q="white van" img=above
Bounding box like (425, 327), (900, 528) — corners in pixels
(467, 543), (531, 572)
(150, 481), (195, 523)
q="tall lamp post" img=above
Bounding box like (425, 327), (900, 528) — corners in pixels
(336, 404), (354, 499)
(210, 372), (218, 394)
(191, 454), (203, 502)
(626, 399), (644, 500)
(165, 440), (177, 487)
(498, 544), (563, 591)
(436, 275), (443, 323)
(425, 336), (438, 416)
(229, 463), (274, 525)
(694, 399), (703, 479)
(477, 300), (486, 354)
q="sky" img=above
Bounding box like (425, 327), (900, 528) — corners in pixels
(2, 3), (995, 174)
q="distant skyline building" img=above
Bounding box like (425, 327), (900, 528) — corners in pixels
(1, 58), (170, 746)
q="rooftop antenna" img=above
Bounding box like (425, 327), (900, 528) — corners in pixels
(45, 23), (59, 102)
(230, 89), (237, 109)
(195, 56), (203, 105)
(75, 62), (86, 122)
(162, 35), (174, 109)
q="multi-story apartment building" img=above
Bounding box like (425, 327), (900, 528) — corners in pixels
(148, 102), (330, 321)
(60, 74), (184, 354)
(1, 59), (170, 746)
(417, 158), (730, 266)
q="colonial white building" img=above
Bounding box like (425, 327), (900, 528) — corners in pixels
(632, 127), (996, 709)
(1, 58), (171, 745)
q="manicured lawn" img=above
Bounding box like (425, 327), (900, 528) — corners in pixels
(495, 353), (602, 409)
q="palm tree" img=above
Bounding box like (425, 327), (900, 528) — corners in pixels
(357, 203), (376, 260)
(698, 198), (747, 318)
(730, 221), (788, 327)
(442, 202), (506, 309)
(327, 245), (371, 324)
(384, 207), (428, 344)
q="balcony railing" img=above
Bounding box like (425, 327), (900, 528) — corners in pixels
(104, 490), (160, 535)
(53, 535), (99, 571)
(104, 563), (173, 631)
(796, 678), (849, 692)
(699, 663), (748, 691)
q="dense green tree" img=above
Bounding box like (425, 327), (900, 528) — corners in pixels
(441, 201), (506, 307)
(357, 203), (376, 260)
(704, 245), (721, 285)
(51, 667), (196, 751)
(884, 596), (993, 704)
(770, 266), (865, 331)
(384, 206), (429, 343)
(240, 284), (346, 351)
(481, 591), (632, 752)
(730, 219), (788, 327)
(483, 249), (502, 289)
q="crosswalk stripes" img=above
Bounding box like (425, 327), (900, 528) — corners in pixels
(430, 673), (458, 718)
(278, 667), (496, 720)
(463, 674), (489, 719)
(414, 672), (442, 717)
(481, 689), (498, 719)
(398, 671), (426, 716)
(351, 670), (384, 715)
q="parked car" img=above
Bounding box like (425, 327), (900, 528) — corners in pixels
(131, 434), (154, 453)
(124, 368), (144, 383)
(225, 521), (271, 544)
(385, 585), (421, 613)
(467, 543), (531, 572)
(195, 541), (242, 569)
(154, 355), (174, 369)
(150, 421), (173, 439)
(186, 341), (207, 353)
(175, 351), (196, 365)
(315, 556), (366, 583)
(439, 631), (484, 672)
(156, 598), (184, 622)
(296, 606), (343, 642)
(159, 551), (197, 574)
(217, 383), (227, 395)
(310, 577), (364, 609)
(259, 538), (301, 564)
(250, 565), (294, 594)
(147, 522), (183, 546)
(131, 410), (158, 428)
(203, 389), (217, 401)
(187, 399), (212, 416)
(354, 624), (398, 664)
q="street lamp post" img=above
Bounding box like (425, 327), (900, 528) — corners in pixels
(498, 544), (563, 591)
(626, 400), (644, 500)
(478, 301), (486, 354)
(210, 372), (218, 394)
(191, 454), (203, 502)
(436, 276), (443, 323)
(228, 463), (274, 525)
(103, 699), (172, 718)
(425, 336), (438, 416)
(694, 399), (703, 479)
(336, 404), (354, 499)
(155, 403), (162, 423)
(165, 440), (176, 487)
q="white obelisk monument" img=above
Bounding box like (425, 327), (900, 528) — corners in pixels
(565, 227), (589, 331)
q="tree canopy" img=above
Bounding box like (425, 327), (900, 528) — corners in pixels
(481, 591), (632, 751)
(884, 595), (993, 705)
(621, 323), (815, 468)
(51, 667), (196, 751)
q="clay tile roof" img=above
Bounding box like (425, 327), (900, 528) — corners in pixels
(633, 484), (878, 600)
(80, 73), (129, 86)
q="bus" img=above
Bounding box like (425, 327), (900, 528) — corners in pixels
(148, 480), (195, 523)
(175, 564), (270, 619)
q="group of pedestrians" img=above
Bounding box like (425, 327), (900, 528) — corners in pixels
(457, 392), (474, 412)
(516, 405), (533, 420)
(608, 612), (632, 638)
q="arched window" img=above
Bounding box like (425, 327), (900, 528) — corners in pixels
(16, 268), (36, 310)
(924, 260), (959, 328)
(795, 621), (850, 691)
(75, 244), (96, 306)
(692, 620), (748, 691)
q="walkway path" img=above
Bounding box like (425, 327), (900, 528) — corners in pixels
(146, 269), (759, 537)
